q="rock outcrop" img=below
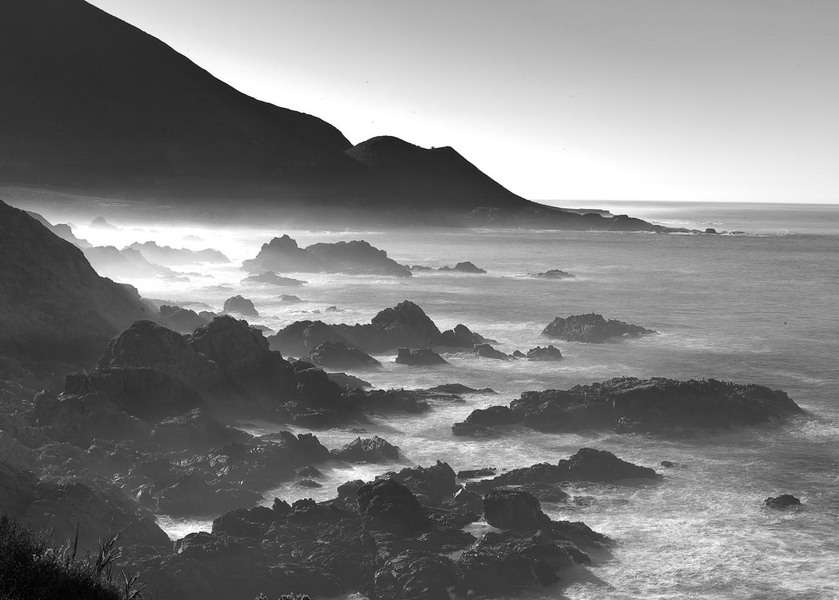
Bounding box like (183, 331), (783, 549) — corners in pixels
(542, 313), (655, 343)
(331, 436), (401, 462)
(439, 261), (486, 274)
(269, 300), (489, 355)
(532, 269), (574, 279)
(525, 345), (564, 361)
(243, 235), (411, 277)
(395, 348), (448, 366)
(222, 295), (258, 317)
(241, 272), (306, 287)
(0, 200), (153, 362)
(158, 305), (211, 333)
(474, 344), (510, 360)
(454, 377), (804, 435)
(764, 494), (801, 510)
(308, 341), (381, 370)
(128, 241), (229, 265)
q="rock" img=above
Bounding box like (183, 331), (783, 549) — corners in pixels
(483, 489), (549, 530)
(660, 460), (676, 468)
(156, 473), (262, 516)
(542, 313), (655, 343)
(296, 465), (323, 478)
(0, 200), (153, 362)
(374, 551), (458, 600)
(560, 448), (659, 481)
(457, 468), (496, 479)
(764, 494), (801, 509)
(309, 341), (381, 370)
(705, 228), (718, 234)
(395, 348), (448, 366)
(452, 405), (518, 436)
(296, 479), (322, 488)
(212, 505), (276, 538)
(151, 408), (248, 449)
(458, 377), (804, 435)
(243, 235), (411, 277)
(473, 343), (510, 360)
(331, 436), (401, 462)
(526, 345), (563, 361)
(242, 271), (306, 286)
(532, 269), (574, 279)
(269, 301), (490, 355)
(356, 478), (429, 534)
(128, 241), (229, 265)
(223, 295), (259, 317)
(512, 350), (526, 358)
(279, 294), (304, 303)
(438, 261), (486, 274)
(425, 383), (495, 395)
(325, 372), (371, 390)
(158, 304), (211, 333)
(389, 461), (458, 505)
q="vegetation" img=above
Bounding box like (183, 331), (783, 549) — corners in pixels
(0, 516), (141, 600)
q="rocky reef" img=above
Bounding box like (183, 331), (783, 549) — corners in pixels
(542, 313), (655, 343)
(243, 235), (411, 277)
(269, 300), (490, 355)
(453, 377), (804, 436)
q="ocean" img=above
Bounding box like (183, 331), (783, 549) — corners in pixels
(70, 202), (839, 599)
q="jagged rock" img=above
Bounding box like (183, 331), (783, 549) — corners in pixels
(223, 295), (258, 317)
(542, 313), (655, 343)
(438, 261), (486, 274)
(764, 494), (801, 509)
(473, 343), (510, 360)
(155, 473), (263, 516)
(389, 461), (458, 505)
(455, 377), (803, 435)
(395, 348), (448, 366)
(243, 235), (411, 277)
(309, 341), (381, 370)
(457, 467), (496, 479)
(331, 436), (401, 462)
(374, 551), (458, 600)
(452, 405), (518, 436)
(242, 272), (306, 287)
(483, 489), (550, 531)
(212, 506), (276, 538)
(0, 200), (153, 362)
(158, 304), (211, 333)
(532, 269), (574, 279)
(526, 345), (563, 361)
(269, 301), (490, 355)
(356, 478), (429, 534)
(150, 408), (249, 449)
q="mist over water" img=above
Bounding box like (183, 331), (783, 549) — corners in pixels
(34, 202), (839, 599)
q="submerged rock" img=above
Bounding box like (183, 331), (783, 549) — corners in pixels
(454, 377), (804, 435)
(764, 494), (801, 510)
(395, 347), (448, 366)
(542, 313), (655, 343)
(223, 295), (258, 317)
(309, 340), (381, 370)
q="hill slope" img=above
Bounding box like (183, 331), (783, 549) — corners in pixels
(0, 199), (153, 362)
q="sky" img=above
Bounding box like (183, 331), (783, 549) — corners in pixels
(88, 0), (839, 204)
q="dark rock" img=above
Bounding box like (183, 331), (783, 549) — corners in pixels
(242, 271), (306, 286)
(452, 405), (519, 436)
(331, 436), (401, 462)
(309, 341), (381, 370)
(474, 343), (510, 360)
(457, 467), (497, 479)
(223, 295), (258, 317)
(390, 461), (458, 505)
(158, 304), (211, 333)
(151, 408), (248, 449)
(297, 465), (323, 478)
(483, 489), (549, 531)
(212, 505), (276, 537)
(356, 478), (429, 534)
(459, 377), (804, 435)
(436, 323), (492, 348)
(296, 479), (322, 488)
(512, 350), (526, 358)
(532, 269), (574, 279)
(426, 383), (496, 395)
(128, 241), (229, 265)
(395, 347), (448, 366)
(325, 372), (371, 390)
(660, 460), (677, 468)
(542, 313), (655, 343)
(526, 345), (563, 361)
(560, 448), (659, 482)
(336, 479), (365, 501)
(764, 494), (801, 509)
(243, 235), (411, 277)
(439, 261), (486, 274)
(156, 473), (262, 516)
(374, 551), (458, 600)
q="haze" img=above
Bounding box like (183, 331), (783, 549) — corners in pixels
(84, 0), (839, 204)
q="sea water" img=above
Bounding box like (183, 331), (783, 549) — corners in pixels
(70, 202), (839, 599)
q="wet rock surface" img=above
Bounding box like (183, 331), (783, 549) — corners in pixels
(542, 313), (655, 343)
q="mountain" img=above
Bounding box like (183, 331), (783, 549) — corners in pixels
(0, 0), (663, 231)
(0, 200), (154, 363)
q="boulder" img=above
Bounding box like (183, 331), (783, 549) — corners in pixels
(356, 478), (429, 534)
(331, 436), (401, 462)
(395, 348), (448, 366)
(542, 313), (654, 343)
(309, 341), (381, 370)
(389, 461), (458, 505)
(764, 494), (801, 510)
(526, 345), (563, 361)
(436, 324), (492, 348)
(223, 295), (259, 317)
(474, 343), (510, 360)
(483, 489), (549, 531)
(452, 405), (519, 436)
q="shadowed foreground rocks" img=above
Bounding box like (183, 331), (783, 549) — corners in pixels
(134, 460), (609, 600)
(453, 377), (804, 436)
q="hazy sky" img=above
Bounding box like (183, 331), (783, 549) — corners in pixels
(89, 0), (839, 204)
